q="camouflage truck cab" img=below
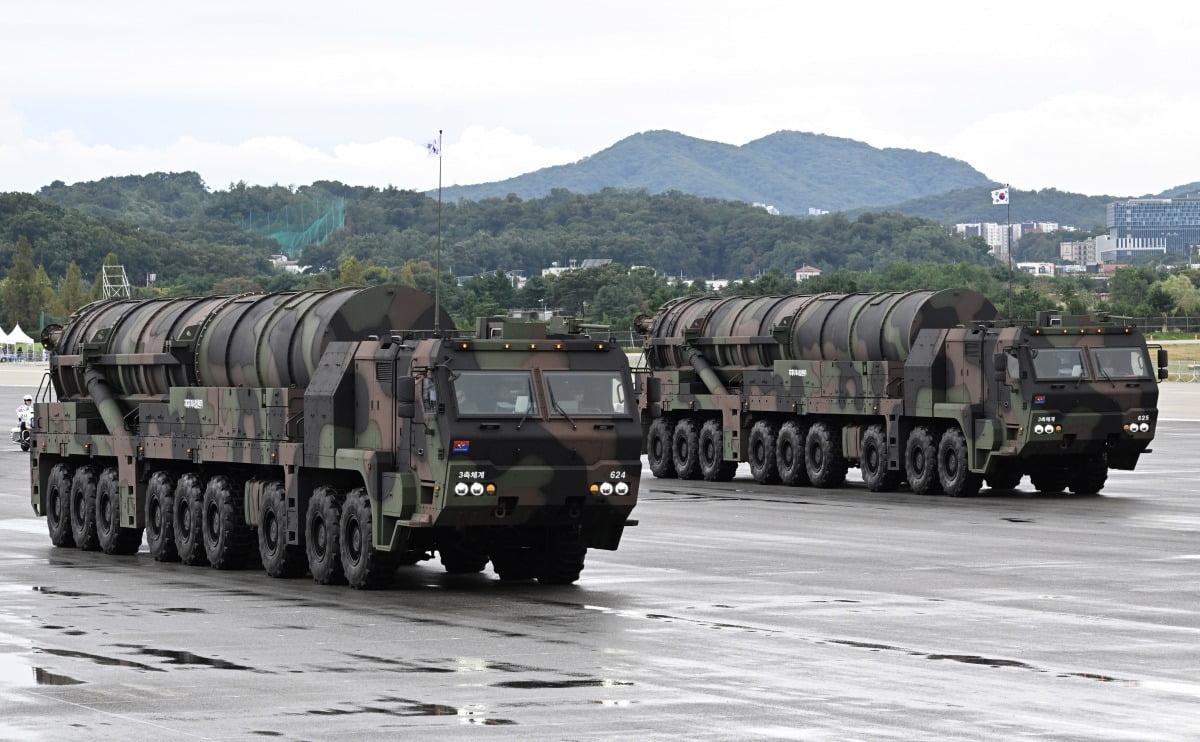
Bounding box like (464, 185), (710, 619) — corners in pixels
(29, 287), (640, 588)
(637, 291), (1165, 497)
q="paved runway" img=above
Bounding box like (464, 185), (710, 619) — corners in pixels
(2, 375), (1198, 739)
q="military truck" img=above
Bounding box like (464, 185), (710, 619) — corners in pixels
(636, 289), (1166, 496)
(30, 286), (641, 587)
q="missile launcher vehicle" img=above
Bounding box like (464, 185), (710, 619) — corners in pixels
(636, 289), (1165, 496)
(30, 286), (640, 587)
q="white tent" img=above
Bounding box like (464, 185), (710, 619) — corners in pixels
(0, 327), (10, 347)
(7, 325), (35, 347)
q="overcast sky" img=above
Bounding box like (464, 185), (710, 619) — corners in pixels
(2, 1), (1197, 198)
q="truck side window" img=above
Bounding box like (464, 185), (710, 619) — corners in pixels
(545, 371), (632, 416)
(1092, 347), (1152, 379)
(453, 371), (537, 416)
(1030, 348), (1087, 380)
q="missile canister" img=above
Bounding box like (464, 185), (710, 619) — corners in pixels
(641, 289), (997, 370)
(46, 285), (455, 400)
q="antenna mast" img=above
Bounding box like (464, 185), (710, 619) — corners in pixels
(434, 129), (443, 333)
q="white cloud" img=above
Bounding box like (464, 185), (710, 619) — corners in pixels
(5, 2), (1200, 198)
(0, 124), (582, 192)
(946, 92), (1200, 197)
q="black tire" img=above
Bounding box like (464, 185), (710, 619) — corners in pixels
(538, 526), (586, 585)
(96, 467), (142, 555)
(748, 420), (781, 484)
(488, 527), (539, 581)
(340, 489), (395, 589)
(173, 473), (209, 566)
(1069, 457), (1108, 495)
(860, 424), (901, 492)
(69, 465), (101, 551)
(45, 463), (76, 548)
(305, 487), (345, 585)
(698, 419), (737, 481)
(805, 421), (847, 489)
(776, 420), (811, 487)
(145, 471), (179, 562)
(1031, 467), (1069, 494)
(259, 481), (306, 578)
(672, 418), (701, 480)
(490, 545), (539, 582)
(202, 475), (255, 570)
(905, 426), (942, 495)
(437, 530), (490, 574)
(937, 426), (982, 497)
(647, 417), (676, 479)
(985, 469), (1023, 491)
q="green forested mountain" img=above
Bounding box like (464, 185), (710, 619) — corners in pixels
(6, 168), (1199, 333)
(9, 127), (1200, 331)
(3, 173), (1002, 331)
(441, 130), (992, 215)
(856, 185), (1120, 232)
(0, 190), (271, 289)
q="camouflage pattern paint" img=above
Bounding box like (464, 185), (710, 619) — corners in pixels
(30, 287), (640, 586)
(638, 293), (1161, 497)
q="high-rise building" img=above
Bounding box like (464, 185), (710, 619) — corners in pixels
(1106, 198), (1200, 258)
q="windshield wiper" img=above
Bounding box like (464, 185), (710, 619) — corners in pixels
(516, 379), (534, 430)
(550, 393), (576, 430)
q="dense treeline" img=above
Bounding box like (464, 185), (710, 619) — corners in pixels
(4, 173), (1200, 335)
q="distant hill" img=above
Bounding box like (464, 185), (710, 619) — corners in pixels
(858, 186), (1122, 232)
(38, 171), (212, 224)
(440, 130), (992, 215)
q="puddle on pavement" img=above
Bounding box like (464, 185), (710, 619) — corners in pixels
(493, 678), (633, 689)
(340, 654), (541, 675)
(38, 647), (163, 672)
(927, 654), (1036, 670)
(113, 644), (258, 671)
(827, 637), (1144, 684)
(30, 586), (104, 599)
(304, 696), (515, 725)
(0, 653), (84, 686)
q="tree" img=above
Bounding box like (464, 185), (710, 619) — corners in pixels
(997, 287), (1048, 321)
(58, 261), (88, 317)
(1161, 274), (1200, 315)
(1109, 266), (1157, 316)
(2, 237), (41, 329)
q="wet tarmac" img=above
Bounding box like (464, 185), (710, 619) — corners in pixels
(1, 384), (1199, 739)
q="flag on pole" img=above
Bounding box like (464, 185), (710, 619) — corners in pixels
(426, 139), (441, 157)
(991, 187), (1009, 205)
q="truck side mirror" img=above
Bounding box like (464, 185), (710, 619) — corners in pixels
(1158, 348), (1169, 381)
(396, 376), (416, 419)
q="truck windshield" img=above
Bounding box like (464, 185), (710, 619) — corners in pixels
(545, 371), (631, 416)
(1030, 347), (1087, 380)
(453, 371), (537, 416)
(1091, 347), (1153, 379)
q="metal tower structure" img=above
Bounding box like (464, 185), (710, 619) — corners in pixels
(102, 265), (132, 298)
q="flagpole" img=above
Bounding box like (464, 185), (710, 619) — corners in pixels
(435, 129), (443, 334)
(1006, 182), (1012, 272)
